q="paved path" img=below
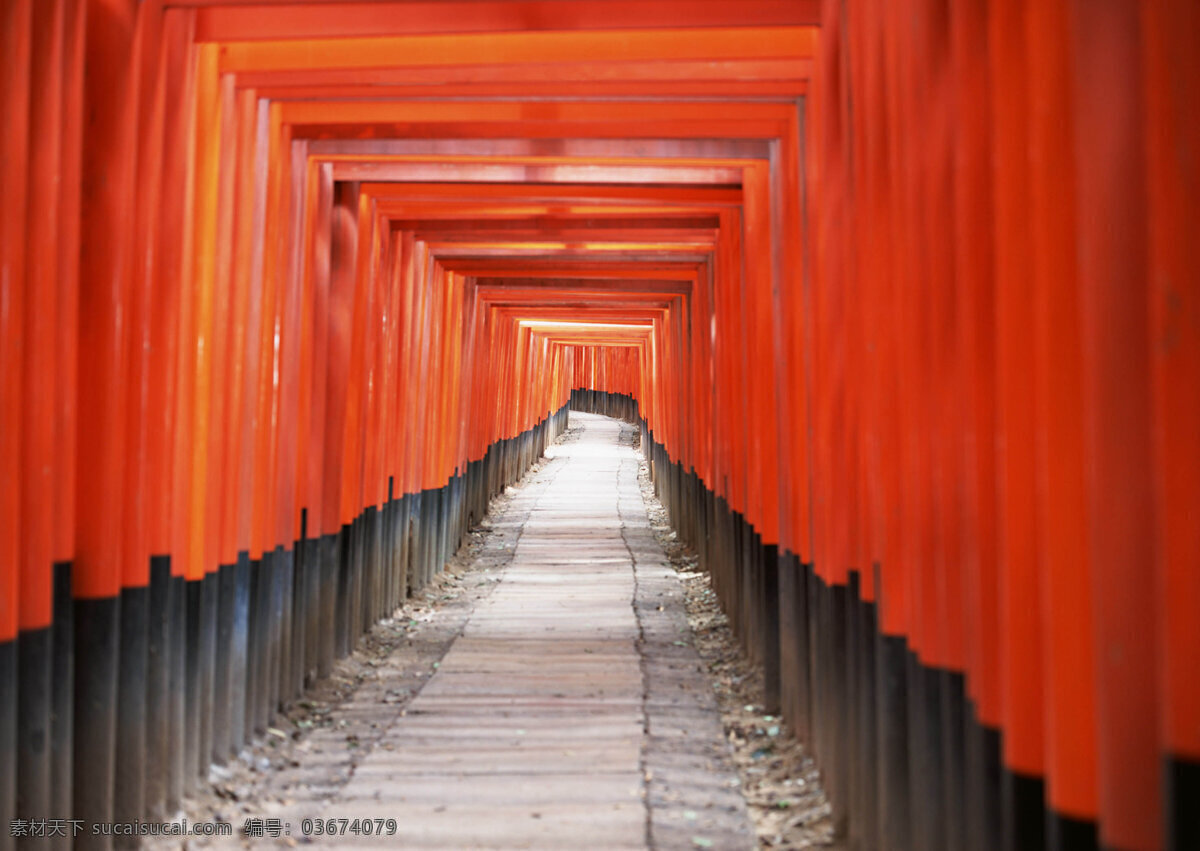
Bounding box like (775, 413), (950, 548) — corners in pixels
(210, 413), (753, 850)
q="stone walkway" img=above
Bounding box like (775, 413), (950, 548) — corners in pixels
(195, 413), (753, 850)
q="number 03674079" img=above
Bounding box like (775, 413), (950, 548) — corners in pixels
(300, 818), (399, 837)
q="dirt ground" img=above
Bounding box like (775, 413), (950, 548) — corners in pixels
(635, 454), (838, 851)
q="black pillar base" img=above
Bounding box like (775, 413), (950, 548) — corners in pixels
(908, 654), (945, 851)
(16, 626), (51, 827)
(317, 535), (337, 678)
(0, 638), (16, 851)
(854, 592), (879, 851)
(114, 584), (148, 847)
(1166, 756), (1199, 851)
(73, 595), (120, 851)
(144, 556), (170, 819)
(212, 562), (236, 762)
(197, 572), (219, 781)
(1047, 810), (1098, 851)
(941, 670), (968, 851)
(229, 553), (250, 754)
(877, 633), (911, 851)
(165, 575), (185, 812)
(1002, 769), (1047, 851)
(966, 715), (1002, 851)
(50, 562), (73, 848)
(265, 549), (284, 728)
(761, 544), (781, 716)
(183, 578), (202, 791)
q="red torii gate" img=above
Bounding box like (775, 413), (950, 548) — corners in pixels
(0, 2), (1196, 851)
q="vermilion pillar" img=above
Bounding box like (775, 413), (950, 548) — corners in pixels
(1026, 1), (1099, 845)
(154, 6), (192, 814)
(50, 0), (84, 835)
(950, 2), (1003, 847)
(17, 0), (65, 828)
(1071, 3), (1159, 850)
(1, 2), (33, 842)
(989, 2), (1047, 848)
(74, 1), (139, 847)
(1143, 0), (1200, 846)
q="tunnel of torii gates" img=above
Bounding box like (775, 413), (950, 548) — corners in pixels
(0, 0), (1197, 850)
